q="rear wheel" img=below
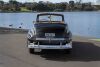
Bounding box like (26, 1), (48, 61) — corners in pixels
(29, 48), (34, 54)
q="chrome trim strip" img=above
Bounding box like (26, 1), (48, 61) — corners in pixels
(28, 43), (72, 49)
(36, 38), (65, 41)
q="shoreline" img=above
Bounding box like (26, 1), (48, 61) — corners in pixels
(0, 27), (100, 41)
(0, 27), (28, 34)
(0, 11), (99, 13)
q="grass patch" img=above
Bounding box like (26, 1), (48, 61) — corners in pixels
(20, 7), (31, 12)
(90, 39), (100, 41)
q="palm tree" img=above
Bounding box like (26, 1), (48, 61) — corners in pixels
(69, 0), (75, 11)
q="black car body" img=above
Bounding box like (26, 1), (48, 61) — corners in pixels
(27, 13), (72, 53)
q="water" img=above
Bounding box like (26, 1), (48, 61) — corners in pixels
(0, 12), (100, 38)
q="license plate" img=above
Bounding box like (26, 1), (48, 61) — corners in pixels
(45, 33), (55, 37)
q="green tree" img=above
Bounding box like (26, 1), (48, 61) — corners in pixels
(32, 2), (38, 11)
(0, 0), (4, 4)
(0, 0), (4, 11)
(36, 1), (48, 11)
(9, 0), (21, 11)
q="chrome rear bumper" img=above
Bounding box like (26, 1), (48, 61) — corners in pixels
(35, 38), (65, 41)
(28, 42), (72, 49)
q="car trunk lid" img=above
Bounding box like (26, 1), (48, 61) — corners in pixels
(34, 23), (66, 38)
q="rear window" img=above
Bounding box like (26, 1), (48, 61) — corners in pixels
(37, 15), (63, 23)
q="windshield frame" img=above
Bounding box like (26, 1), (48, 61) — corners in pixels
(36, 13), (64, 23)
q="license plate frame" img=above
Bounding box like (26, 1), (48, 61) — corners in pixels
(45, 33), (55, 37)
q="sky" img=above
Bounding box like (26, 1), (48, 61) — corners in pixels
(2, 0), (97, 3)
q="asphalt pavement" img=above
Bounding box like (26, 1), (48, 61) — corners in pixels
(0, 34), (100, 67)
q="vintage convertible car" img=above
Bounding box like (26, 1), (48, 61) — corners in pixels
(27, 13), (72, 54)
